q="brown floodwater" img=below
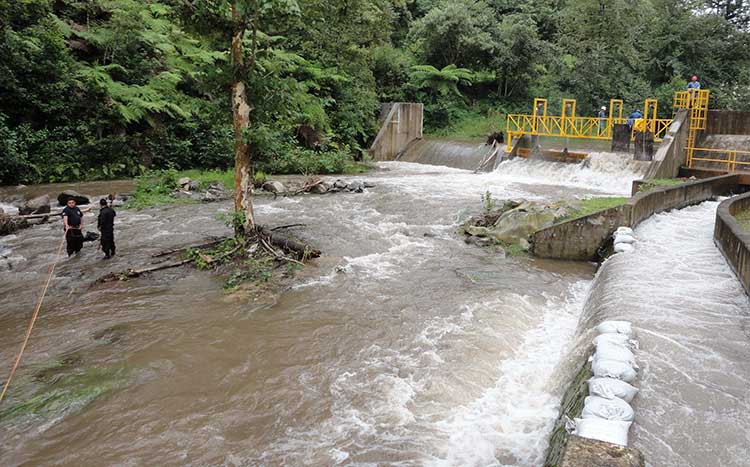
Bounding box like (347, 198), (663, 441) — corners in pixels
(0, 159), (645, 466)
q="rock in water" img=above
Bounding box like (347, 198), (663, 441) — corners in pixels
(489, 205), (556, 243)
(262, 181), (285, 194)
(347, 181), (365, 193)
(0, 213), (29, 236)
(19, 195), (51, 215)
(310, 182), (330, 194)
(57, 190), (89, 206)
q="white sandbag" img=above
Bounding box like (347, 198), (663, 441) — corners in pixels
(614, 242), (634, 253)
(614, 233), (635, 244)
(588, 377), (639, 403)
(592, 358), (637, 383)
(573, 417), (632, 446)
(615, 226), (634, 236)
(593, 333), (637, 349)
(582, 395), (635, 421)
(594, 341), (637, 367)
(596, 320), (633, 336)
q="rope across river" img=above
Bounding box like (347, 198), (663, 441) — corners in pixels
(0, 231), (67, 404)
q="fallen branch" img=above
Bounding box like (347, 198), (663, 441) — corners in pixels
(270, 223), (307, 231)
(258, 235), (305, 267)
(257, 226), (321, 259)
(95, 258), (194, 283)
(12, 212), (59, 220)
(151, 237), (227, 258)
(292, 176), (324, 196)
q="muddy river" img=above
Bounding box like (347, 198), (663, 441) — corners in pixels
(1, 158), (645, 466)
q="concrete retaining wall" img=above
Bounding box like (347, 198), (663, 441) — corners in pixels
(532, 206), (629, 261)
(644, 109), (690, 179)
(368, 103), (423, 161)
(628, 174), (739, 228)
(532, 174), (740, 261)
(705, 110), (750, 136)
(714, 193), (750, 295)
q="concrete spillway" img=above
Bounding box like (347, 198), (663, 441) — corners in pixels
(396, 138), (492, 171)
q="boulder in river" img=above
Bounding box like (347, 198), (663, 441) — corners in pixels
(262, 181), (285, 194)
(57, 190), (89, 206)
(309, 182), (330, 194)
(0, 213), (29, 236)
(346, 180), (365, 193)
(19, 194), (51, 215)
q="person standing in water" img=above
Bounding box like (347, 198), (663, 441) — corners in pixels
(97, 198), (116, 259)
(62, 198), (84, 256)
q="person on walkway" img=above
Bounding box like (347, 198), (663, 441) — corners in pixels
(627, 109), (643, 129)
(598, 106), (607, 134)
(687, 75), (701, 91)
(97, 198), (116, 259)
(62, 199), (84, 256)
(687, 75), (701, 106)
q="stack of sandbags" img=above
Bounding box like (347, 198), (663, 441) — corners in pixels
(573, 320), (640, 446)
(613, 226), (636, 254)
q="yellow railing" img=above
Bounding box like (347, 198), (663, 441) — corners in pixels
(687, 147), (750, 173)
(505, 114), (672, 151)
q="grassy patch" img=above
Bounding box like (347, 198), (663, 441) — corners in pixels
(637, 177), (688, 193)
(734, 209), (750, 230)
(561, 197), (629, 221)
(426, 111), (503, 141)
(502, 242), (528, 257)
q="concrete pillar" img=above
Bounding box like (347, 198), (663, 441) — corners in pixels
(611, 124), (630, 152)
(634, 131), (654, 161)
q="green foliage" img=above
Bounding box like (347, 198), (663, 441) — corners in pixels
(261, 147), (354, 175)
(2, 0), (750, 186)
(223, 257), (275, 290)
(426, 108), (504, 140)
(0, 362), (126, 423)
(253, 170), (268, 187)
(410, 64), (474, 97)
(482, 191), (496, 214)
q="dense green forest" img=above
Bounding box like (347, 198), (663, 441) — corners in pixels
(1, 0), (749, 185)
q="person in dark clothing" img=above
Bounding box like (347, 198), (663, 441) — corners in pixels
(62, 199), (84, 256)
(97, 198), (116, 259)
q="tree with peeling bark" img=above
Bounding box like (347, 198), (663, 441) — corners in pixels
(187, 0), (300, 235)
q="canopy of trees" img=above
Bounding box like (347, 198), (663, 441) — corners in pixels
(1, 0), (748, 185)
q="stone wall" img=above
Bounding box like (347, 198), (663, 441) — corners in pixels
(714, 192), (750, 295)
(704, 110), (750, 136)
(532, 174), (740, 261)
(643, 109), (690, 179)
(368, 103), (424, 161)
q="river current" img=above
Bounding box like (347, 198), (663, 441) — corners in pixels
(1, 157), (650, 466)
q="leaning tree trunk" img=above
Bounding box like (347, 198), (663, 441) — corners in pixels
(231, 4), (255, 235)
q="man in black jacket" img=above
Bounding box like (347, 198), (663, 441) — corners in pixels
(97, 198), (116, 259)
(62, 199), (84, 256)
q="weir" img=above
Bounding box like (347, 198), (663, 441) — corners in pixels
(570, 202), (750, 466)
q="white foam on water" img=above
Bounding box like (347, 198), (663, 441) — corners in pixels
(427, 281), (590, 467)
(0, 202), (19, 215)
(493, 152), (648, 196)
